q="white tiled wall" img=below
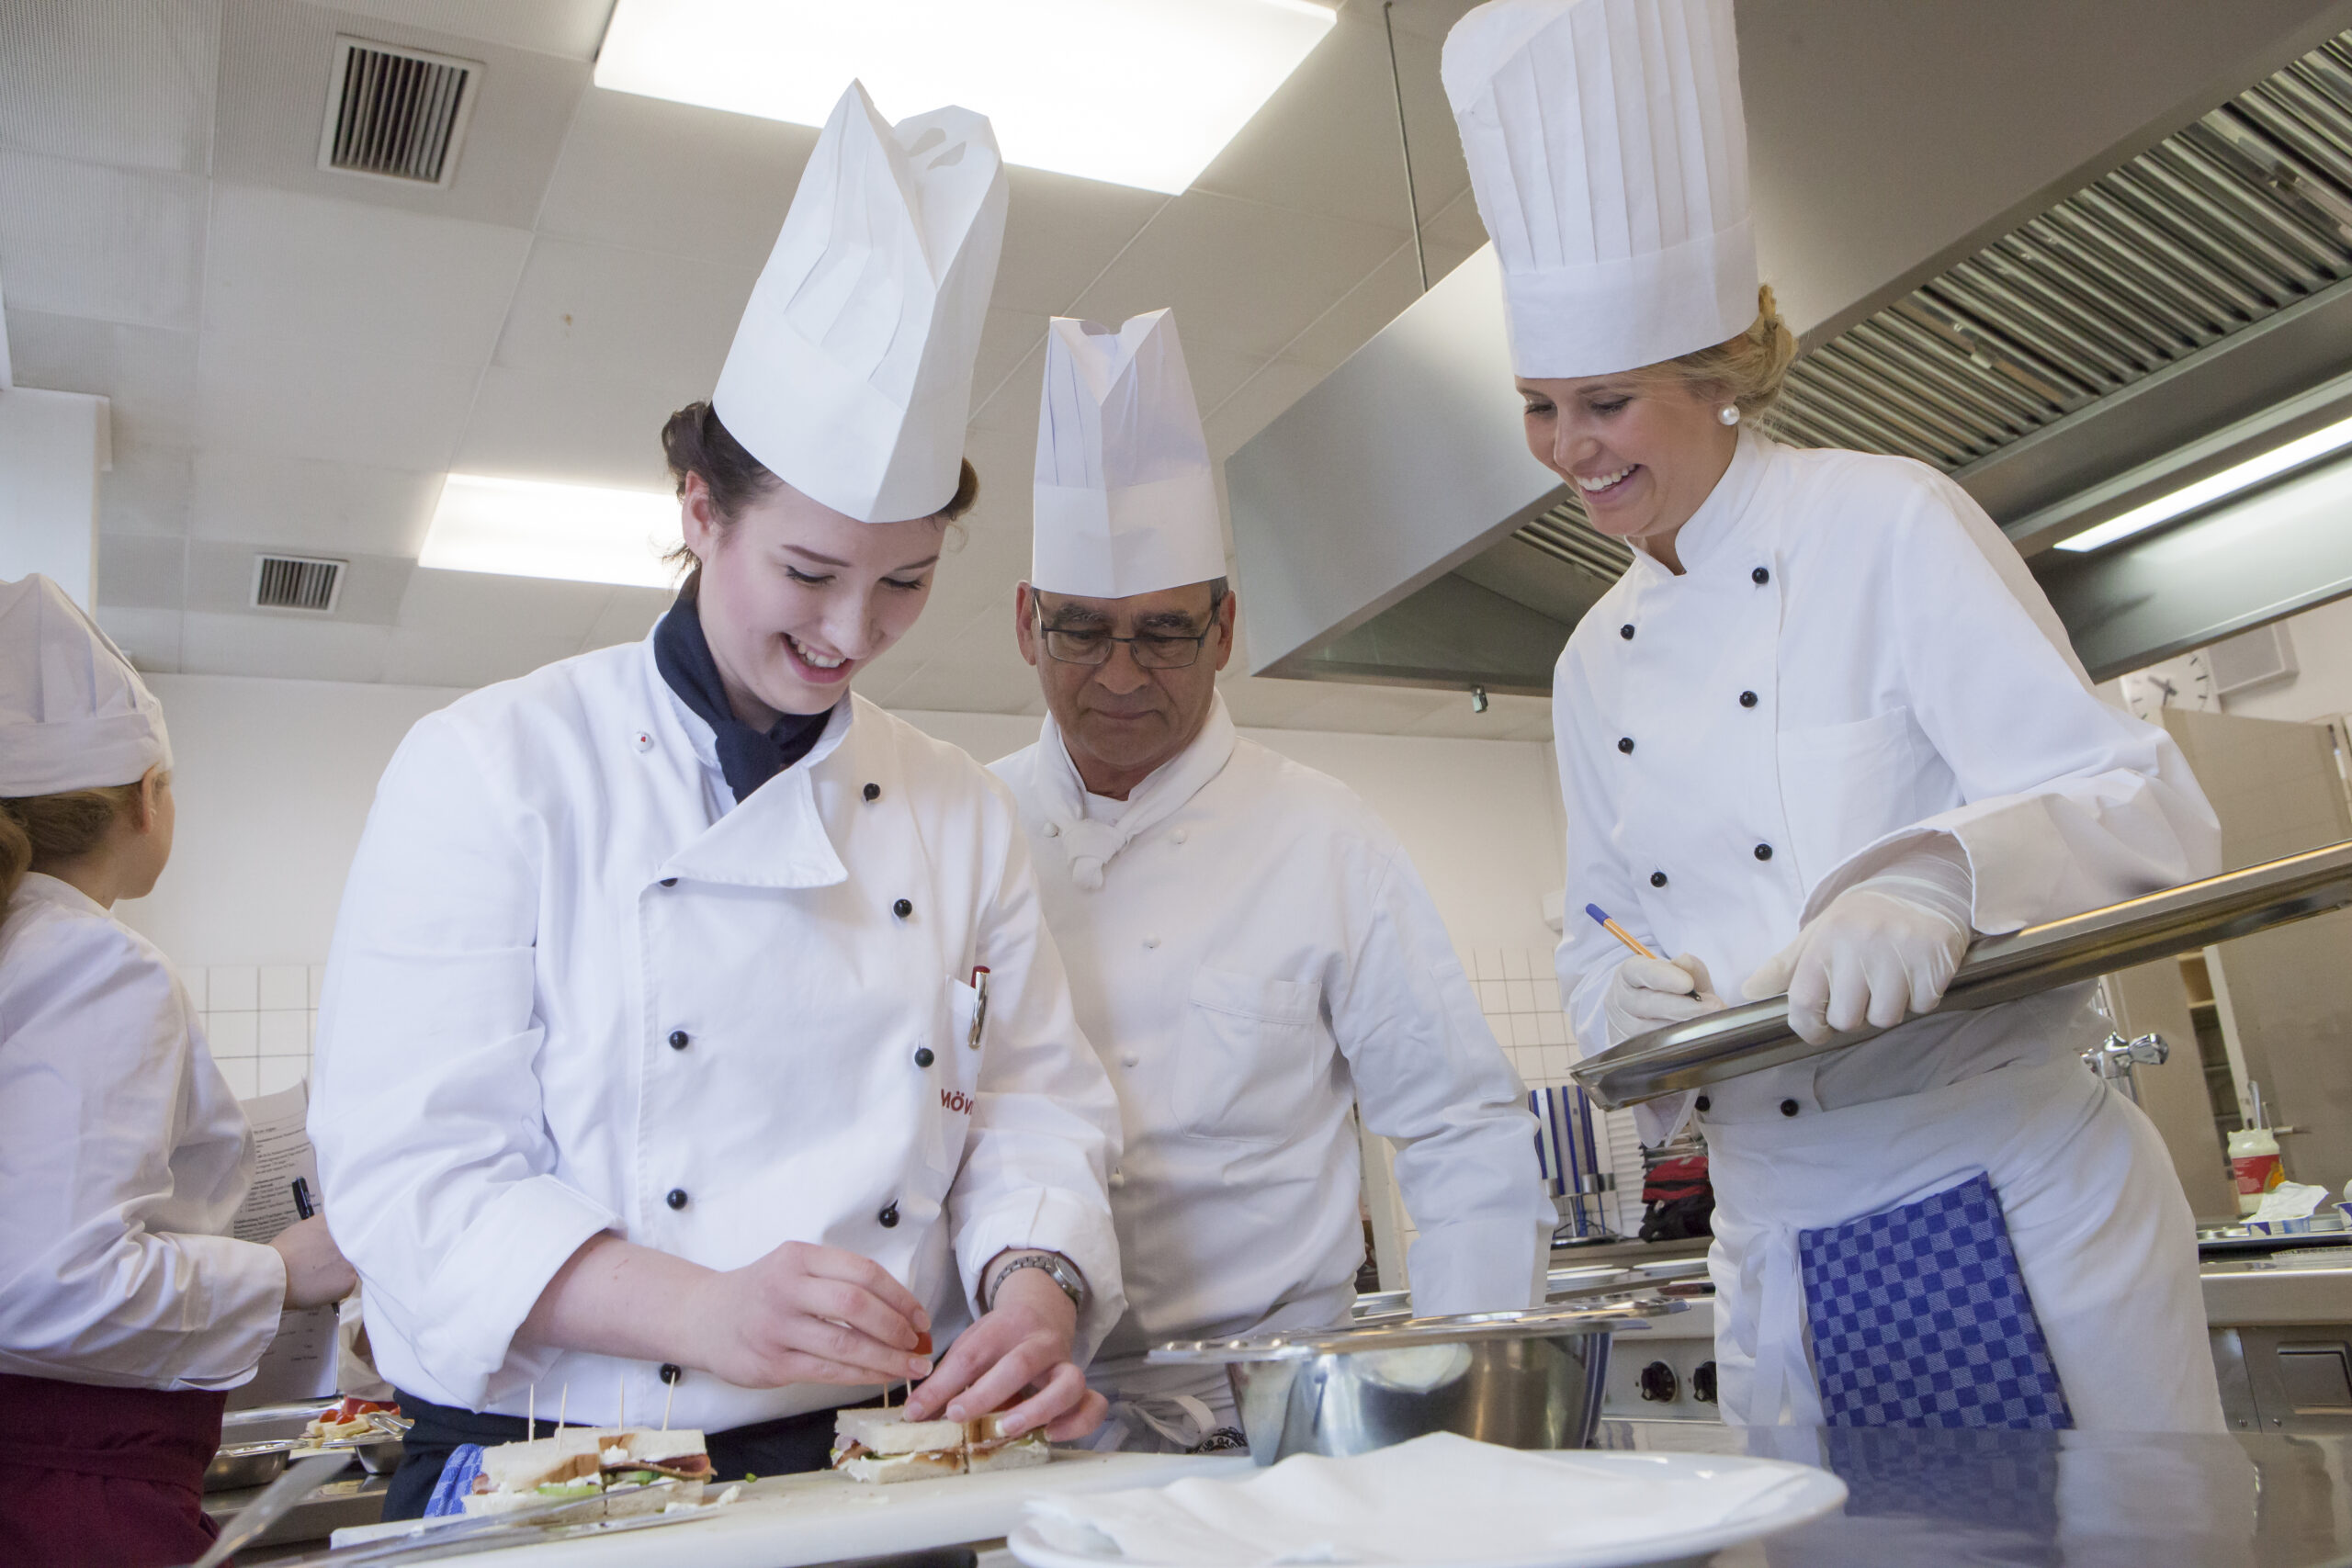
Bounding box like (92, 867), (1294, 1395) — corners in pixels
(188, 962), (324, 1102)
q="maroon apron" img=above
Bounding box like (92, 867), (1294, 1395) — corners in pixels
(0, 1373), (228, 1568)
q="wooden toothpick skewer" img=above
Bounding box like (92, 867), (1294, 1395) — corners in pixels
(557, 1382), (568, 1435)
(616, 1372), (626, 1431)
(527, 1383), (536, 1442)
(662, 1372), (675, 1432)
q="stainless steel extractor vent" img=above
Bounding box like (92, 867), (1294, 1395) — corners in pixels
(317, 38), (480, 187)
(1516, 502), (1635, 580)
(1771, 30), (2352, 471)
(252, 555), (346, 614)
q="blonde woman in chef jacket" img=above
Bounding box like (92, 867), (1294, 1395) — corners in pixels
(1444, 0), (2225, 1432)
(993, 313), (1555, 1450)
(0, 575), (356, 1567)
(310, 85), (1125, 1518)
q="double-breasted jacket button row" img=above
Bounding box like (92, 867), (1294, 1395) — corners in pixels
(1689, 1095), (1801, 1118)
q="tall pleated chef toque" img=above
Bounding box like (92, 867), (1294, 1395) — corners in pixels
(713, 81), (1008, 524)
(1442, 0), (1757, 378)
(0, 574), (172, 796)
(1030, 310), (1226, 599)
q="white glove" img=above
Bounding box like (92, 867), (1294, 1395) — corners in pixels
(1603, 952), (1726, 1045)
(1742, 843), (1975, 1044)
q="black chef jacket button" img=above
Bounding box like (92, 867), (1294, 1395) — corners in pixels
(1650, 871), (1668, 888)
(1617, 737), (1634, 754)
(1739, 690), (1758, 708)
(1779, 1099), (1800, 1118)
(660, 1363), (682, 1384)
(878, 1202), (899, 1228)
(666, 1188), (688, 1210)
(892, 897), (913, 919)
(1754, 843), (1774, 861)
(1619, 623), (1635, 640)
(1752, 566), (1771, 585)
(668, 1030), (690, 1050)
(863, 782), (880, 802)
(1695, 1096), (1711, 1112)
(660, 877), (677, 887)
(915, 1046), (934, 1067)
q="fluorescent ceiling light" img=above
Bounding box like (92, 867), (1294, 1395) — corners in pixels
(2056, 412), (2352, 553)
(421, 474), (683, 588)
(594, 0), (1338, 195)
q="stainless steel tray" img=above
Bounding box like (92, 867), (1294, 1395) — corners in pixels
(1150, 1300), (1683, 1364)
(1573, 839), (2352, 1109)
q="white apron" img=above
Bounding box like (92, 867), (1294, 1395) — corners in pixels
(1704, 1054), (2222, 1431)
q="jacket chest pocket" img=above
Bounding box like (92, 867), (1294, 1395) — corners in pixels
(1172, 967), (1326, 1143)
(1774, 705), (1939, 889)
(922, 976), (986, 1180)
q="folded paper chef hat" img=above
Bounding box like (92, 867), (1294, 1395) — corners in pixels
(1443, 0), (1756, 378)
(0, 574), (172, 796)
(714, 81), (1008, 523)
(1031, 310), (1226, 600)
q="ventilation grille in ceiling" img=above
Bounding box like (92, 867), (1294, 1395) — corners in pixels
(1510, 28), (2352, 576)
(253, 555), (346, 614)
(1516, 501), (1637, 581)
(317, 38), (480, 187)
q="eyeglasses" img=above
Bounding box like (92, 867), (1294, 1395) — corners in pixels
(1035, 609), (1219, 670)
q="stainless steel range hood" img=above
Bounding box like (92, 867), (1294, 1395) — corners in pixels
(1232, 10), (2352, 694)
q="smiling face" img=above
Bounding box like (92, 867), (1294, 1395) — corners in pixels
(1519, 372), (1740, 572)
(1014, 579), (1235, 799)
(681, 471), (942, 726)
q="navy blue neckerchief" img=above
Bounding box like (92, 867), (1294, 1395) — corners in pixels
(653, 587), (834, 804)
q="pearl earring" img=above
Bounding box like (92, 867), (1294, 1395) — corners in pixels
(1718, 405), (1742, 426)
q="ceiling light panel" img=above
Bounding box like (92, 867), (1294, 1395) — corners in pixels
(421, 474), (684, 587)
(593, 0), (1338, 195)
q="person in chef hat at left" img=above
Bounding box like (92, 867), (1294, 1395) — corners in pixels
(1444, 0), (2222, 1432)
(990, 310), (1554, 1450)
(0, 574), (356, 1567)
(309, 82), (1125, 1519)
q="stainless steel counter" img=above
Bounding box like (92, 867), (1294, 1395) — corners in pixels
(1597, 1419), (2352, 1565)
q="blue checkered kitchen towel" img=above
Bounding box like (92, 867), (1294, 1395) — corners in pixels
(1799, 1172), (2074, 1430)
(424, 1443), (487, 1517)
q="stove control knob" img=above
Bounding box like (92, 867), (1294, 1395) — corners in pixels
(1692, 1361), (1718, 1404)
(1637, 1361), (1679, 1403)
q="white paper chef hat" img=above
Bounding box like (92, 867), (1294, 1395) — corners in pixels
(1443, 0), (1757, 378)
(1030, 310), (1226, 600)
(713, 81), (1008, 524)
(0, 574), (172, 796)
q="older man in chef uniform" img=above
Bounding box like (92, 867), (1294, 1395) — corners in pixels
(992, 312), (1555, 1450)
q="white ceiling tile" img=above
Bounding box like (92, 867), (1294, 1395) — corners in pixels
(4, 310), (200, 449)
(0, 0), (219, 175)
(1068, 191), (1399, 363)
(212, 0), (586, 231)
(970, 339), (1047, 436)
(100, 439), (196, 538)
(380, 621), (586, 688)
(96, 605), (185, 672)
(1192, 10), (1466, 236)
(204, 185), (532, 361)
(455, 364), (685, 490)
(181, 609), (394, 682)
(185, 538), (413, 621)
(968, 308), (1046, 430)
(190, 448), (444, 555)
(996, 169), (1169, 315)
(492, 237), (754, 389)
(198, 333), (479, 470)
(301, 0), (614, 60)
(1203, 357), (1329, 460)
(0, 150), (207, 329)
(537, 88), (817, 265)
(96, 531), (186, 608)
(394, 567), (615, 641)
(579, 584), (672, 652)
(1284, 242), (1421, 370)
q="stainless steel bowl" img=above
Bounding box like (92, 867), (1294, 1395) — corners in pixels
(1152, 1299), (1683, 1465)
(204, 1440), (291, 1492)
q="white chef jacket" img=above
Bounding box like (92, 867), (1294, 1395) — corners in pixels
(993, 696), (1552, 1364)
(0, 874), (285, 1389)
(1554, 430), (2225, 1430)
(310, 632), (1125, 1432)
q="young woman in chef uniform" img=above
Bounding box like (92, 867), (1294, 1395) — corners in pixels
(1444, 0), (2225, 1430)
(310, 85), (1125, 1517)
(0, 575), (356, 1566)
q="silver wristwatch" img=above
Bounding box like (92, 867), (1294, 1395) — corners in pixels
(985, 1251), (1086, 1314)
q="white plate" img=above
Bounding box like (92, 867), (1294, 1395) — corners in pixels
(1005, 1450), (1847, 1568)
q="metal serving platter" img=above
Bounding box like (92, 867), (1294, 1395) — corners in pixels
(1573, 839), (2352, 1110)
(1150, 1300), (1685, 1365)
